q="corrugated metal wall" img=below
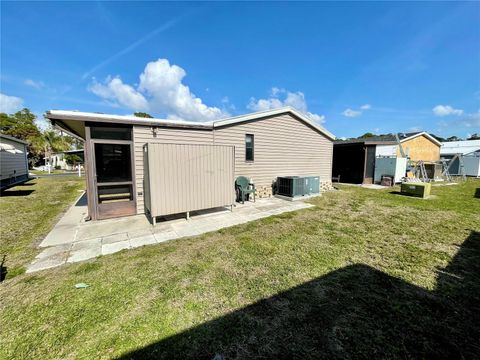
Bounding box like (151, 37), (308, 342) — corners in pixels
(144, 143), (235, 218)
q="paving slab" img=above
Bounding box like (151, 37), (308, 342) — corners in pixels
(154, 230), (178, 243)
(27, 252), (68, 273)
(170, 223), (203, 238)
(40, 193), (87, 248)
(152, 223), (175, 234)
(129, 234), (156, 248)
(68, 238), (102, 263)
(71, 238), (102, 251)
(67, 248), (101, 263)
(31, 196), (314, 272)
(102, 240), (131, 255)
(127, 228), (154, 239)
(40, 224), (78, 248)
(35, 244), (71, 259)
(102, 232), (129, 245)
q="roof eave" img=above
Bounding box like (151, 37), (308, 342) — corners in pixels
(0, 133), (29, 145)
(45, 111), (213, 130)
(213, 106), (336, 141)
(400, 131), (442, 146)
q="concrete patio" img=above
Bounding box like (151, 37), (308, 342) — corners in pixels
(27, 193), (315, 273)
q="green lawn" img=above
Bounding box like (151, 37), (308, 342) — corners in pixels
(0, 177), (85, 278)
(0, 179), (479, 359)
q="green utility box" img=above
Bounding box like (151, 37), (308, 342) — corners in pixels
(400, 182), (431, 198)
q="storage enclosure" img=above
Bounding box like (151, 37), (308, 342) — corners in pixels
(440, 140), (480, 177)
(374, 157), (407, 184)
(143, 143), (235, 222)
(0, 134), (29, 190)
(463, 156), (480, 177)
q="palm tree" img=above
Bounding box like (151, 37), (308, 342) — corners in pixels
(39, 130), (72, 172)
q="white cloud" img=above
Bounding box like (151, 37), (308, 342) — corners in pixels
(342, 104), (371, 117)
(342, 108), (362, 118)
(432, 105), (464, 116)
(247, 88), (325, 123)
(437, 110), (480, 128)
(89, 58), (229, 121)
(24, 79), (45, 89)
(270, 87), (284, 97)
(89, 76), (149, 111)
(0, 93), (24, 113)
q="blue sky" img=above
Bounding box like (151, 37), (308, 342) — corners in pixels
(1, 1), (479, 138)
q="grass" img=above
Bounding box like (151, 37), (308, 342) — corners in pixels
(0, 177), (85, 278)
(0, 179), (479, 359)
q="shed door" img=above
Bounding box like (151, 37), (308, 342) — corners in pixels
(364, 146), (376, 184)
(92, 141), (136, 219)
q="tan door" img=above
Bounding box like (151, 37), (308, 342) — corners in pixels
(92, 140), (136, 219)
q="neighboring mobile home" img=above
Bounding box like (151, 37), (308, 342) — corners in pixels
(45, 107), (335, 221)
(441, 140), (480, 177)
(48, 149), (84, 170)
(332, 132), (441, 184)
(0, 134), (29, 190)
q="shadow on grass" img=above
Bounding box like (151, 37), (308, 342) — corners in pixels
(16, 181), (36, 186)
(118, 231), (480, 359)
(0, 255), (7, 282)
(475, 188), (480, 198)
(0, 189), (35, 197)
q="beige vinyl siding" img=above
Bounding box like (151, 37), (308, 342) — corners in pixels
(213, 113), (333, 187)
(144, 143), (234, 217)
(133, 126), (213, 214)
(133, 113), (333, 213)
(0, 138), (28, 180)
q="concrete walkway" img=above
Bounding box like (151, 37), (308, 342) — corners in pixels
(27, 193), (315, 273)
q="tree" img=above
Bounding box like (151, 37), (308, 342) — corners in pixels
(37, 130), (72, 170)
(134, 112), (153, 118)
(467, 133), (480, 140)
(446, 136), (462, 142)
(0, 108), (42, 141)
(64, 154), (82, 167)
(1, 109), (44, 166)
(358, 132), (375, 139)
(430, 134), (447, 142)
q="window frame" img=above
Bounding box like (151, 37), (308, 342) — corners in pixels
(245, 133), (254, 162)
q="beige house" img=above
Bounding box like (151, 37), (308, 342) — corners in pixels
(46, 107), (335, 221)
